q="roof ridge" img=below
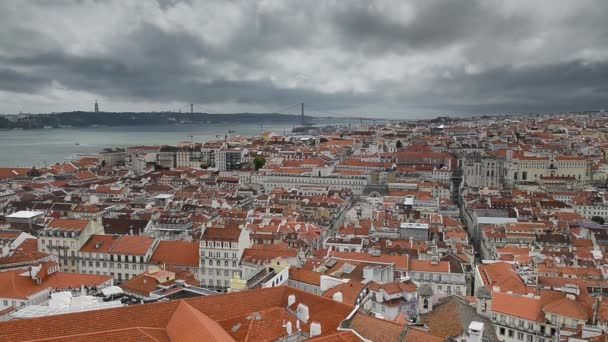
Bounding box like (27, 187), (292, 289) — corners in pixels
(25, 326), (162, 341)
(135, 327), (167, 342)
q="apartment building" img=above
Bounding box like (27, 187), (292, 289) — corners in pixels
(78, 234), (159, 283)
(37, 219), (104, 273)
(252, 170), (370, 195)
(215, 148), (243, 171)
(409, 257), (467, 296)
(199, 227), (251, 291)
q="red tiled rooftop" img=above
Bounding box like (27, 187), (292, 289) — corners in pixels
(109, 235), (156, 256)
(0, 286), (354, 342)
(150, 240), (199, 267)
(46, 219), (89, 231)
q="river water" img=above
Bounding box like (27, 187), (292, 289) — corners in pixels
(0, 121), (311, 167)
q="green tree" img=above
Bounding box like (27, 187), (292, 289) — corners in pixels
(396, 140), (403, 149)
(253, 157), (266, 170)
(591, 216), (605, 225)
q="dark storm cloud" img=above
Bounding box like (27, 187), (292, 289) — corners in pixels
(0, 1), (607, 116)
(331, 1), (533, 53)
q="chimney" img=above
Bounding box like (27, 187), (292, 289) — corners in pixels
(288, 294), (296, 307)
(296, 303), (309, 324)
(467, 321), (484, 342)
(332, 291), (343, 303)
(310, 322), (322, 337)
(285, 321), (292, 335)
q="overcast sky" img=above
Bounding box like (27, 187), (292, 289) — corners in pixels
(1, 0), (607, 119)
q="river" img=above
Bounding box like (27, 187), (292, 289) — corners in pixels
(0, 121), (319, 167)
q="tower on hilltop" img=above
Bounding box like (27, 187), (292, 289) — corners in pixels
(94, 100), (99, 113)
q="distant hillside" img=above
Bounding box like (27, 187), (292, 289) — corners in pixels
(0, 112), (307, 129)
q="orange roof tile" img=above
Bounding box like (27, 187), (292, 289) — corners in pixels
(110, 235), (156, 256)
(0, 286), (354, 342)
(409, 259), (450, 273)
(46, 219), (89, 231)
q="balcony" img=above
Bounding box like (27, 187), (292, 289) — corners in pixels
(46, 245), (69, 250)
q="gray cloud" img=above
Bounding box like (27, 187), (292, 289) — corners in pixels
(0, 0), (607, 117)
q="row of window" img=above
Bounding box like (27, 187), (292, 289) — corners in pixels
(201, 279), (230, 287)
(200, 251), (238, 259)
(200, 241), (238, 249)
(202, 259), (238, 267)
(81, 260), (145, 271)
(40, 239), (75, 248)
(200, 269), (240, 277)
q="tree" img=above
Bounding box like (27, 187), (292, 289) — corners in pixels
(101, 160), (106, 167)
(591, 216), (605, 225)
(253, 157), (266, 170)
(396, 140), (403, 149)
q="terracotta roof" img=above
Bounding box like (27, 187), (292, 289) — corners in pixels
(109, 235), (156, 256)
(420, 295), (499, 341)
(120, 267), (197, 297)
(0, 286), (354, 342)
(150, 240), (199, 267)
(543, 295), (590, 321)
(331, 252), (409, 270)
(492, 291), (543, 322)
(323, 281), (366, 305)
(402, 328), (446, 342)
(46, 219), (89, 232)
(201, 227), (241, 242)
(349, 312), (407, 341)
(289, 268), (322, 286)
(166, 301), (235, 341)
(409, 259), (450, 273)
(0, 269), (111, 300)
(477, 262), (531, 295)
(308, 331), (361, 341)
(79, 235), (118, 253)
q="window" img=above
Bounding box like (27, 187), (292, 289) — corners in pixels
(208, 260), (212, 266)
(508, 330), (514, 338)
(499, 327), (505, 336)
(517, 332), (524, 341)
